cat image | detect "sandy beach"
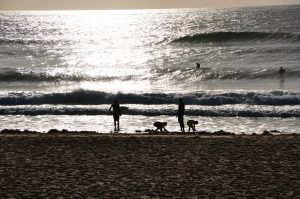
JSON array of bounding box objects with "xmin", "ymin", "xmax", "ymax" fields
[{"xmin": 0, "ymin": 132, "xmax": 299, "ymax": 198}]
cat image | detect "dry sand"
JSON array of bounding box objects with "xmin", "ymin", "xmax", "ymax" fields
[{"xmin": 0, "ymin": 133, "xmax": 299, "ymax": 198}]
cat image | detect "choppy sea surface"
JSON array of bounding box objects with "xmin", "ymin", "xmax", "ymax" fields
[{"xmin": 0, "ymin": 5, "xmax": 300, "ymax": 134}]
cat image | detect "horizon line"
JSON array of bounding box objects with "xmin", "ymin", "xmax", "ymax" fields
[{"xmin": 0, "ymin": 3, "xmax": 299, "ymax": 11}]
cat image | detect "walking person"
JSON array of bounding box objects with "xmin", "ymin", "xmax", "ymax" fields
[
  {"xmin": 176, "ymin": 98, "xmax": 185, "ymax": 132},
  {"xmin": 109, "ymin": 100, "xmax": 121, "ymax": 130}
]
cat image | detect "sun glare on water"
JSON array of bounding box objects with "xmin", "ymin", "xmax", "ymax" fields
[{"xmin": 36, "ymin": 10, "xmax": 160, "ymax": 92}]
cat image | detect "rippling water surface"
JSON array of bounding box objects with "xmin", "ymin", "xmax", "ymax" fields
[{"xmin": 0, "ymin": 5, "xmax": 299, "ymax": 133}]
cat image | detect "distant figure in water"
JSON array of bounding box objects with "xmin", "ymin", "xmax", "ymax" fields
[
  {"xmin": 176, "ymin": 98, "xmax": 185, "ymax": 132},
  {"xmin": 279, "ymin": 67, "xmax": 285, "ymax": 75},
  {"xmin": 109, "ymin": 100, "xmax": 121, "ymax": 130},
  {"xmin": 196, "ymin": 63, "xmax": 200, "ymax": 69}
]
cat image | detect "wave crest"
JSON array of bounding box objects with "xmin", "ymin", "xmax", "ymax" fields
[
  {"xmin": 0, "ymin": 104, "xmax": 299, "ymax": 117},
  {"xmin": 0, "ymin": 38, "xmax": 70, "ymax": 45},
  {"xmin": 1, "ymin": 66, "xmax": 299, "ymax": 83},
  {"xmin": 0, "ymin": 90, "xmax": 299, "ymax": 106},
  {"xmin": 153, "ymin": 67, "xmax": 300, "ymax": 81},
  {"xmin": 172, "ymin": 32, "xmax": 300, "ymax": 43},
  {"xmin": 0, "ymin": 70, "xmax": 122, "ymax": 82}
]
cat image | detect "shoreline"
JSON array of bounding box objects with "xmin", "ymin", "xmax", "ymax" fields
[{"xmin": 0, "ymin": 128, "xmax": 298, "ymax": 136}]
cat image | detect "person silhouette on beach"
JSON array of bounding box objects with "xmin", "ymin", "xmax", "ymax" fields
[
  {"xmin": 279, "ymin": 67, "xmax": 285, "ymax": 75},
  {"xmin": 109, "ymin": 100, "xmax": 121, "ymax": 130},
  {"xmin": 176, "ymin": 98, "xmax": 185, "ymax": 132}
]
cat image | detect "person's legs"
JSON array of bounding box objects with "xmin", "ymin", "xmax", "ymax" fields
[
  {"xmin": 113, "ymin": 119, "xmax": 117, "ymax": 130},
  {"xmin": 178, "ymin": 116, "xmax": 184, "ymax": 132},
  {"xmin": 116, "ymin": 115, "xmax": 120, "ymax": 130},
  {"xmin": 113, "ymin": 115, "xmax": 120, "ymax": 130}
]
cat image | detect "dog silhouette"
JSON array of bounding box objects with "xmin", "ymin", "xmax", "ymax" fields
[
  {"xmin": 153, "ymin": 122, "xmax": 168, "ymax": 132},
  {"xmin": 187, "ymin": 120, "xmax": 198, "ymax": 132}
]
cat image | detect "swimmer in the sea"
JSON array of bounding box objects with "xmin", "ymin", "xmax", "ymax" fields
[{"xmin": 279, "ymin": 67, "xmax": 285, "ymax": 75}]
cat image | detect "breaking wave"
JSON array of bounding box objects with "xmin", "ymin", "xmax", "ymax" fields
[
  {"xmin": 0, "ymin": 70, "xmax": 124, "ymax": 82},
  {"xmin": 153, "ymin": 67, "xmax": 300, "ymax": 81},
  {"xmin": 0, "ymin": 90, "xmax": 299, "ymax": 106},
  {"xmin": 0, "ymin": 104, "xmax": 299, "ymax": 117},
  {"xmin": 172, "ymin": 32, "xmax": 300, "ymax": 43},
  {"xmin": 0, "ymin": 38, "xmax": 70, "ymax": 46},
  {"xmin": 1, "ymin": 66, "xmax": 299, "ymax": 83}
]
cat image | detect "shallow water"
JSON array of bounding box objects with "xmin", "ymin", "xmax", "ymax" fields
[{"xmin": 0, "ymin": 115, "xmax": 299, "ymax": 134}]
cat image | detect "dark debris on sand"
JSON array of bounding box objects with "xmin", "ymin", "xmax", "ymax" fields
[
  {"xmin": 0, "ymin": 129, "xmax": 99, "ymax": 135},
  {"xmin": 146, "ymin": 129, "xmax": 235, "ymax": 136},
  {"xmin": 1, "ymin": 129, "xmax": 297, "ymax": 136}
]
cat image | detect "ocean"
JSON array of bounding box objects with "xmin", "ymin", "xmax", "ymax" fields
[{"xmin": 0, "ymin": 5, "xmax": 299, "ymax": 134}]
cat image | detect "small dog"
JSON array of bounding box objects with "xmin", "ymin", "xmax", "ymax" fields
[
  {"xmin": 154, "ymin": 122, "xmax": 168, "ymax": 132},
  {"xmin": 187, "ymin": 120, "xmax": 198, "ymax": 132}
]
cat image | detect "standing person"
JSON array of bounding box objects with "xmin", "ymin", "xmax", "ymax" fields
[
  {"xmin": 177, "ymin": 98, "xmax": 185, "ymax": 132},
  {"xmin": 109, "ymin": 100, "xmax": 121, "ymax": 130}
]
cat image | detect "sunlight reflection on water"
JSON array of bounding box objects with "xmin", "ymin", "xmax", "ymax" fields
[{"xmin": 0, "ymin": 115, "xmax": 299, "ymax": 134}]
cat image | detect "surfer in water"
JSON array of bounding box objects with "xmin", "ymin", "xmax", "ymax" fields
[
  {"xmin": 196, "ymin": 63, "xmax": 200, "ymax": 69},
  {"xmin": 279, "ymin": 67, "xmax": 285, "ymax": 75},
  {"xmin": 109, "ymin": 100, "xmax": 121, "ymax": 130}
]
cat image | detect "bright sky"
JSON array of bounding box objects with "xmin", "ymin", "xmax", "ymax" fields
[{"xmin": 0, "ymin": 0, "xmax": 299, "ymax": 10}]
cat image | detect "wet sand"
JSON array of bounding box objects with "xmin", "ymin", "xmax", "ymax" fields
[{"xmin": 0, "ymin": 133, "xmax": 299, "ymax": 198}]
